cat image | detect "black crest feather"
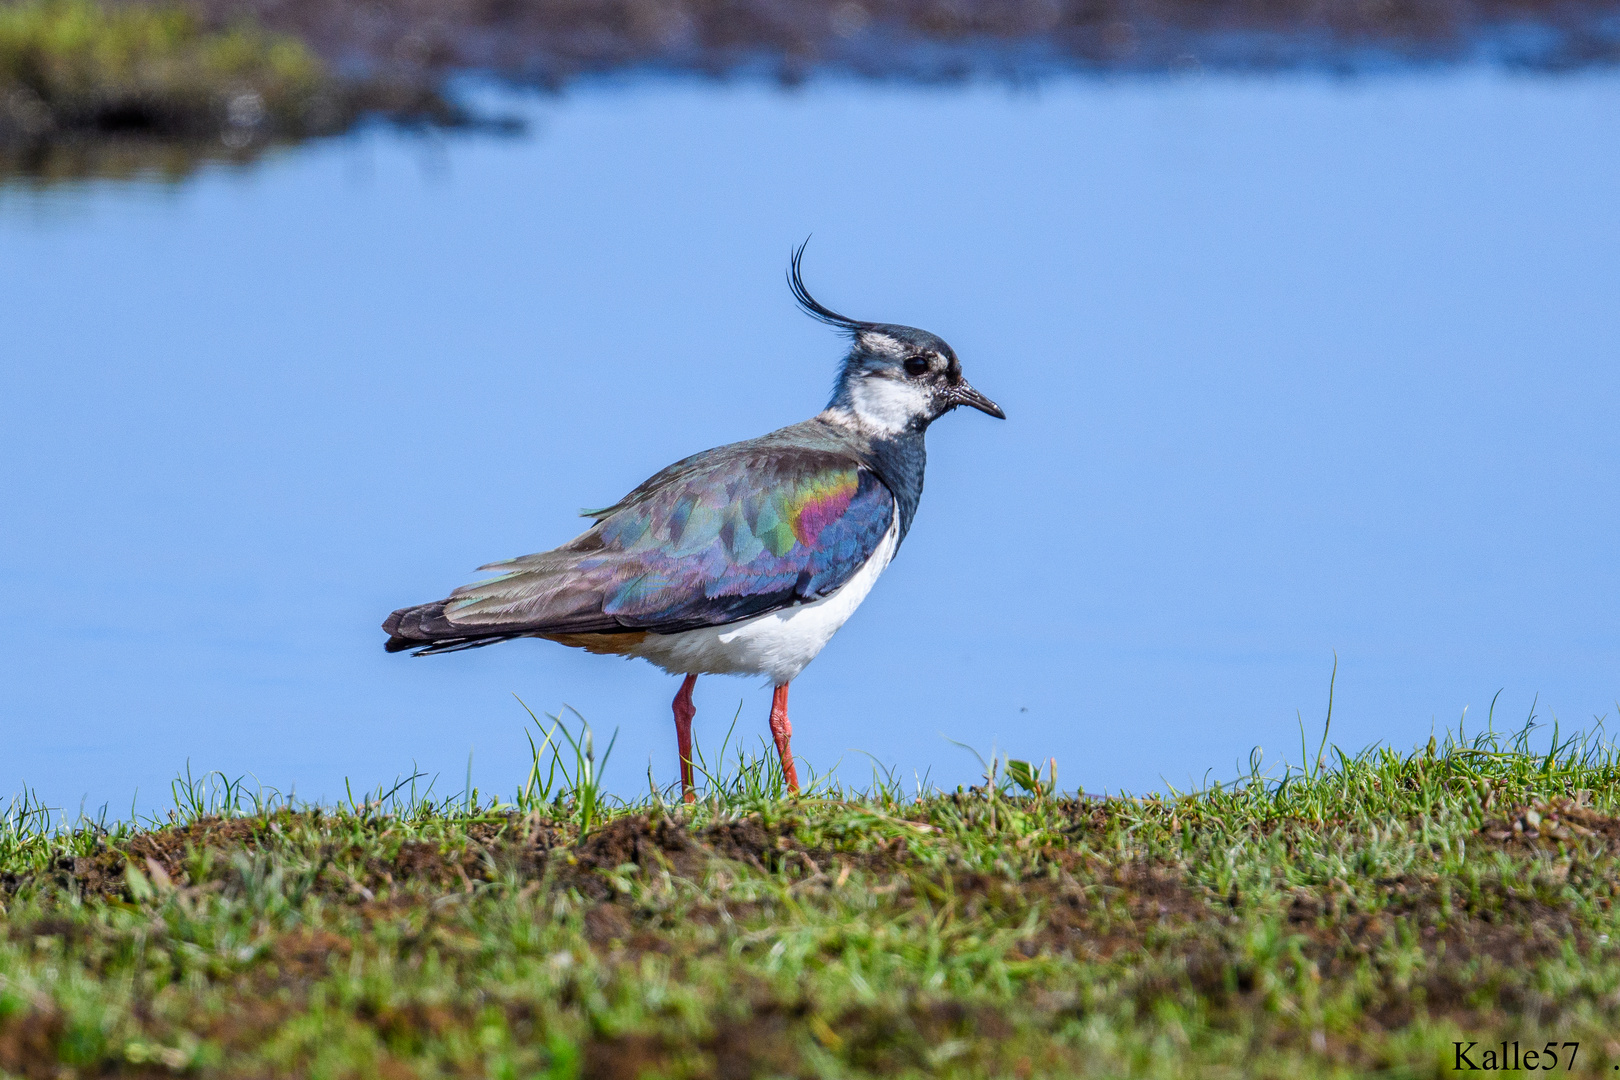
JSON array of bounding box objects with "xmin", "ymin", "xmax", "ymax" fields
[{"xmin": 788, "ymin": 239, "xmax": 868, "ymax": 333}]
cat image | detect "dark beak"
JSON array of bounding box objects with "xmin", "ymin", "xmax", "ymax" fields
[{"xmin": 948, "ymin": 380, "xmax": 1006, "ymax": 419}]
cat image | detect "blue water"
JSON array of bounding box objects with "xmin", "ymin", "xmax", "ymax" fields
[{"xmin": 4, "ymin": 71, "xmax": 1619, "ymax": 813}]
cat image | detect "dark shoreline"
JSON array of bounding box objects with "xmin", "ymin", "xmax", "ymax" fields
[
  {"xmin": 4, "ymin": 0, "xmax": 1619, "ymax": 184},
  {"xmin": 159, "ymin": 0, "xmax": 1620, "ymax": 84}
]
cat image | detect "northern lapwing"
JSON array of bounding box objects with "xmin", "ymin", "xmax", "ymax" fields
[{"xmin": 383, "ymin": 244, "xmax": 1004, "ymax": 800}]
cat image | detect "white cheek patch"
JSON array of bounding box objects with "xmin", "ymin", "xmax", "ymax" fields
[
  {"xmin": 858, "ymin": 332, "xmax": 907, "ymax": 359},
  {"xmin": 848, "ymin": 375, "xmax": 931, "ymax": 434}
]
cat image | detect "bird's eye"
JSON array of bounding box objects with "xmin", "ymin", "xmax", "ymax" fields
[{"xmin": 903, "ymin": 355, "xmax": 930, "ymax": 376}]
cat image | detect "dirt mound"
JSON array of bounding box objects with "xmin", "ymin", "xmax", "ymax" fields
[
  {"xmin": 1481, "ymin": 795, "xmax": 1620, "ymax": 848},
  {"xmin": 12, "ymin": 815, "xmax": 278, "ymax": 899},
  {"xmin": 699, "ymin": 816, "xmax": 784, "ymax": 869},
  {"xmin": 575, "ymin": 814, "xmax": 696, "ymax": 872}
]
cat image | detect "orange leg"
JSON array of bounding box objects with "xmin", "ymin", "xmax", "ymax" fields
[
  {"xmin": 768, "ymin": 683, "xmax": 801, "ymax": 794},
  {"xmin": 672, "ymin": 674, "xmax": 697, "ymax": 804}
]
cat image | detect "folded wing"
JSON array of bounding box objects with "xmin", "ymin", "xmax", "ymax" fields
[{"xmin": 383, "ymin": 448, "xmax": 895, "ymax": 653}]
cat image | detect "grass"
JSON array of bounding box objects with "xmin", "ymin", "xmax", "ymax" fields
[{"xmin": 4, "ymin": 707, "xmax": 1620, "ymax": 1077}]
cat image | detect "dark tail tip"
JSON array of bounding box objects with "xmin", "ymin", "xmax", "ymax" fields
[{"xmin": 382, "ymin": 602, "xmax": 441, "ymax": 653}]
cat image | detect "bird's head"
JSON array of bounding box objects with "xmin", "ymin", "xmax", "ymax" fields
[{"xmin": 790, "ymin": 243, "xmax": 1005, "ymax": 436}]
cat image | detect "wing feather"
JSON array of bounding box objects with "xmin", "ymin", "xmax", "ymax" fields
[{"xmin": 384, "ymin": 447, "xmax": 895, "ymax": 652}]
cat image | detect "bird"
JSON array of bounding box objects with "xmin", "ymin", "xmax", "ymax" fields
[{"xmin": 383, "ymin": 243, "xmax": 1004, "ymax": 801}]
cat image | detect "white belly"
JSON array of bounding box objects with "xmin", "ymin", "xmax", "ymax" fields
[{"xmin": 625, "ymin": 520, "xmax": 899, "ymax": 685}]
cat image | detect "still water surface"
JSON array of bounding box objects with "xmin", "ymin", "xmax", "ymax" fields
[{"xmin": 3, "ymin": 72, "xmax": 1619, "ymax": 812}]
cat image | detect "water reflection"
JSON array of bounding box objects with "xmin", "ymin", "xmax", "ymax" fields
[
  {"xmin": 0, "ymin": 136, "xmax": 278, "ymax": 187},
  {"xmin": 0, "ymin": 118, "xmax": 516, "ymax": 187}
]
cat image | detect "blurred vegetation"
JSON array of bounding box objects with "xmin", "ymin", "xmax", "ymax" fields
[
  {"xmin": 6, "ymin": 707, "xmax": 1620, "ymax": 1075},
  {"xmin": 0, "ymin": 0, "xmax": 463, "ymax": 182},
  {"xmin": 0, "ymin": 0, "xmax": 324, "ymax": 135}
]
